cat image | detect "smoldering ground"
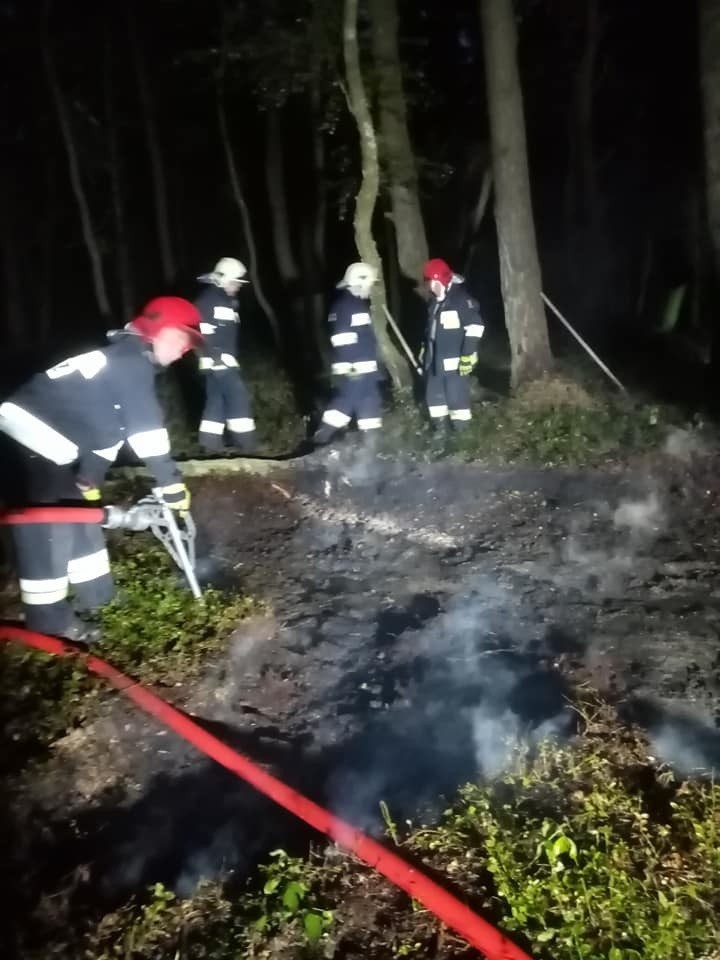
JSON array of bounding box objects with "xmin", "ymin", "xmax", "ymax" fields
[{"xmin": 5, "ymin": 432, "xmax": 720, "ymax": 947}]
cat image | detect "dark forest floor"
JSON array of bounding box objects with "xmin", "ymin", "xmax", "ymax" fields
[{"xmin": 4, "ymin": 437, "xmax": 720, "ymax": 957}]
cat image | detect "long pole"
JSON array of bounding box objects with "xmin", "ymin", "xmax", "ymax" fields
[
  {"xmin": 541, "ymin": 292, "xmax": 627, "ymax": 394},
  {"xmin": 382, "ymin": 304, "xmax": 421, "ymax": 374}
]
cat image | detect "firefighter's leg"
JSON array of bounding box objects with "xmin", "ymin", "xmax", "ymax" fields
[
  {"xmin": 198, "ymin": 373, "xmax": 226, "ymax": 451},
  {"xmin": 355, "ymin": 376, "xmax": 383, "ymax": 433},
  {"xmin": 425, "ymin": 371, "xmax": 450, "ymax": 426},
  {"xmin": 12, "ymin": 522, "xmax": 74, "ymax": 635},
  {"xmin": 68, "ymin": 523, "xmax": 114, "ymax": 613},
  {"xmin": 446, "ymin": 374, "xmax": 472, "ymax": 427},
  {"xmin": 224, "ymin": 372, "xmax": 257, "ymax": 452},
  {"xmin": 314, "ymin": 377, "xmax": 353, "ymax": 444}
]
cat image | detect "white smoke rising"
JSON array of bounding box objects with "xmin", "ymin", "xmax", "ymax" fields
[
  {"xmin": 663, "ymin": 426, "xmax": 708, "ymax": 462},
  {"xmin": 612, "ymin": 491, "xmax": 664, "ymax": 534}
]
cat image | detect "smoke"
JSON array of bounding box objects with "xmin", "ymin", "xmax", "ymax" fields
[
  {"xmin": 612, "ymin": 491, "xmax": 664, "ymax": 535},
  {"xmin": 663, "ymin": 427, "xmax": 708, "ymax": 462},
  {"xmin": 557, "ymin": 490, "xmax": 666, "ymax": 596},
  {"xmin": 646, "ymin": 705, "xmax": 720, "ymax": 777}
]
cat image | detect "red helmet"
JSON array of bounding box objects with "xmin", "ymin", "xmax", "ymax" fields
[
  {"xmin": 422, "ymin": 258, "xmax": 453, "ymax": 287},
  {"xmin": 129, "ymin": 296, "xmax": 202, "ymax": 347}
]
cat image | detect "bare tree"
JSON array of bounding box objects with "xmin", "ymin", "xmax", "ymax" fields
[
  {"xmin": 1, "ymin": 172, "xmax": 23, "ymax": 347},
  {"xmin": 700, "ymin": 0, "xmax": 720, "ymax": 385},
  {"xmin": 217, "ymin": 10, "xmax": 280, "ymax": 346},
  {"xmin": 701, "ymin": 0, "xmax": 720, "ymax": 284},
  {"xmin": 480, "ymin": 0, "xmax": 553, "ymax": 388},
  {"xmin": 104, "ymin": 20, "xmax": 134, "ymax": 319},
  {"xmin": 265, "ymin": 107, "xmax": 301, "ymax": 285},
  {"xmin": 342, "ymin": 0, "xmax": 410, "ymax": 388},
  {"xmin": 127, "ymin": 1, "xmax": 176, "ymax": 285},
  {"xmin": 41, "ymin": 0, "xmax": 110, "ymax": 319},
  {"xmin": 368, "ymin": 0, "xmax": 429, "ymax": 285}
]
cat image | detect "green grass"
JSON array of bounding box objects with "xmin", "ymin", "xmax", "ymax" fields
[
  {"xmin": 380, "ymin": 378, "xmax": 678, "ymax": 467},
  {"xmin": 26, "ymin": 698, "xmax": 720, "ymax": 960},
  {"xmin": 0, "ymin": 539, "xmax": 260, "ymax": 772},
  {"xmin": 98, "ymin": 538, "xmax": 260, "ymax": 684}
]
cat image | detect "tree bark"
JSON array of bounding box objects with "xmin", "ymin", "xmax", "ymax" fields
[
  {"xmin": 265, "ymin": 107, "xmax": 301, "ymax": 284},
  {"xmin": 1, "ymin": 173, "xmax": 24, "ymax": 349},
  {"xmin": 41, "ymin": 0, "xmax": 110, "ymax": 320},
  {"xmin": 480, "ymin": 0, "xmax": 553, "ymax": 388},
  {"xmin": 700, "ymin": 0, "xmax": 720, "ymax": 391},
  {"xmin": 701, "ymin": 0, "xmax": 720, "ymax": 280},
  {"xmin": 104, "ymin": 23, "xmax": 134, "ymax": 320},
  {"xmin": 342, "ymin": 0, "xmax": 410, "ymax": 388},
  {"xmin": 368, "ymin": 0, "xmax": 429, "ymax": 285},
  {"xmin": 217, "ymin": 13, "xmax": 280, "ymax": 347},
  {"xmin": 127, "ymin": 1, "xmax": 176, "ymax": 285}
]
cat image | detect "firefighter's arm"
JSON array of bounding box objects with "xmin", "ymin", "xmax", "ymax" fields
[
  {"xmin": 458, "ymin": 296, "xmax": 485, "ymax": 375},
  {"xmin": 111, "ymin": 358, "xmax": 188, "ymax": 509},
  {"xmin": 195, "ymin": 294, "xmax": 227, "ymax": 369},
  {"xmin": 329, "ymin": 303, "xmax": 359, "ymax": 376}
]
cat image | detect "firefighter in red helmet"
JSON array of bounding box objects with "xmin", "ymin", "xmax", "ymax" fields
[
  {"xmin": 420, "ymin": 259, "xmax": 484, "ymax": 429},
  {"xmin": 0, "ymin": 297, "xmax": 201, "ymax": 643}
]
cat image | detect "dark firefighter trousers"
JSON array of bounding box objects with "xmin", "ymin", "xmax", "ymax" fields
[
  {"xmin": 425, "ymin": 371, "xmax": 472, "ymax": 424},
  {"xmin": 1, "ymin": 443, "xmax": 114, "ymax": 635},
  {"xmin": 319, "ymin": 374, "xmax": 383, "ymax": 435},
  {"xmin": 199, "ymin": 369, "xmax": 256, "ymax": 451}
]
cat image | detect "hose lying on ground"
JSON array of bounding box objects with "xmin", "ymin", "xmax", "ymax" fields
[{"xmin": 0, "ymin": 506, "xmax": 534, "ymax": 960}]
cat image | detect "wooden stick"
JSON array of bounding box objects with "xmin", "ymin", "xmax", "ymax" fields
[{"xmin": 541, "ymin": 292, "xmax": 627, "ymax": 394}]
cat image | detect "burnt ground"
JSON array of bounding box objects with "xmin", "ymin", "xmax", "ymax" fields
[{"xmin": 4, "ymin": 439, "xmax": 720, "ymax": 954}]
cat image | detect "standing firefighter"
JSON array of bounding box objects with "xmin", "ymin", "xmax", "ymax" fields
[
  {"xmin": 195, "ymin": 256, "xmax": 256, "ymax": 453},
  {"xmin": 314, "ymin": 262, "xmax": 383, "ymax": 445},
  {"xmin": 421, "ymin": 258, "xmax": 484, "ymax": 429},
  {"xmin": 0, "ymin": 297, "xmax": 200, "ymax": 642}
]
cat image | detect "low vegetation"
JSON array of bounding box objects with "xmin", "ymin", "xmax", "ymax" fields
[
  {"xmin": 0, "ymin": 537, "xmax": 259, "ymax": 774},
  {"xmin": 18, "ymin": 698, "xmax": 720, "ymax": 960},
  {"xmin": 381, "ymin": 372, "xmax": 683, "ymax": 467}
]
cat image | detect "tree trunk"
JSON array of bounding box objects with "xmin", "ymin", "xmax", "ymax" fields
[
  {"xmin": 127, "ymin": 1, "xmax": 176, "ymax": 285},
  {"xmin": 41, "ymin": 0, "xmax": 110, "ymax": 320},
  {"xmin": 309, "ymin": 10, "xmax": 331, "ymax": 364},
  {"xmin": 217, "ymin": 13, "xmax": 280, "ymax": 347},
  {"xmin": 701, "ymin": 0, "xmax": 720, "ymax": 279},
  {"xmin": 368, "ymin": 0, "xmax": 429, "ymax": 286},
  {"xmin": 1, "ymin": 173, "xmax": 24, "ymax": 349},
  {"xmin": 342, "ymin": 0, "xmax": 410, "ymax": 388},
  {"xmin": 265, "ymin": 107, "xmax": 300, "ymax": 283},
  {"xmin": 480, "ymin": 0, "xmax": 552, "ymax": 388},
  {"xmin": 39, "ymin": 155, "xmax": 57, "ymax": 340},
  {"xmin": 104, "ymin": 23, "xmax": 134, "ymax": 320}
]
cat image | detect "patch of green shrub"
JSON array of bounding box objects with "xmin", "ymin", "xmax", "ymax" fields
[{"xmin": 99, "ymin": 539, "xmax": 260, "ymax": 684}]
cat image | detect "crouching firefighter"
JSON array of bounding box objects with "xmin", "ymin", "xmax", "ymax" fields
[
  {"xmin": 313, "ymin": 262, "xmax": 383, "ymax": 445},
  {"xmin": 0, "ymin": 297, "xmax": 201, "ymax": 643},
  {"xmin": 421, "ymin": 258, "xmax": 484, "ymax": 429},
  {"xmin": 195, "ymin": 257, "xmax": 257, "ymax": 453}
]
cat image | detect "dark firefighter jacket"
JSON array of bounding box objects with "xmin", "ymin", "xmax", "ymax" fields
[
  {"xmin": 328, "ymin": 290, "xmax": 379, "ymax": 377},
  {"xmin": 0, "ymin": 330, "xmax": 180, "ymax": 489},
  {"xmin": 423, "ymin": 280, "xmax": 485, "ymax": 376},
  {"xmin": 194, "ymin": 285, "xmax": 241, "ymax": 372}
]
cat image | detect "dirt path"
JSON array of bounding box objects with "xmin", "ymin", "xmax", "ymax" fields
[{"xmin": 5, "ymin": 441, "xmax": 720, "ymax": 953}]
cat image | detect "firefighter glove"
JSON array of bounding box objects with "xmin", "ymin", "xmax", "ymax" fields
[
  {"xmin": 458, "ymin": 352, "xmax": 478, "ymax": 376},
  {"xmin": 78, "ymin": 483, "xmax": 102, "ymax": 502},
  {"xmin": 159, "ymin": 482, "xmax": 191, "ymax": 514}
]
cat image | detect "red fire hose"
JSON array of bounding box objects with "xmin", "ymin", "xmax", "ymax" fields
[{"xmin": 0, "ymin": 507, "xmax": 533, "ymax": 960}]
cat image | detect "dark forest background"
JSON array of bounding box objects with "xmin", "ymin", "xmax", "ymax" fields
[{"xmin": 0, "ymin": 0, "xmax": 710, "ymax": 407}]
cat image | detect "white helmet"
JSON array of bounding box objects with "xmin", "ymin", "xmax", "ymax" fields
[
  {"xmin": 199, "ymin": 256, "xmax": 249, "ymax": 287},
  {"xmin": 337, "ymin": 261, "xmax": 378, "ymax": 299}
]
